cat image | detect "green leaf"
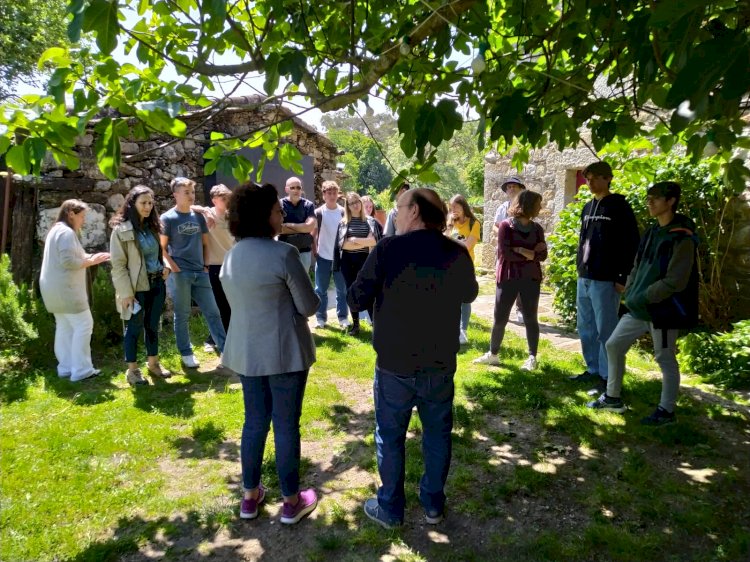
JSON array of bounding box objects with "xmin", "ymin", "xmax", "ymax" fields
[
  {"xmin": 94, "ymin": 118, "xmax": 126, "ymax": 179},
  {"xmin": 67, "ymin": 0, "xmax": 85, "ymax": 42},
  {"xmin": 38, "ymin": 48, "xmax": 71, "ymax": 70},
  {"xmin": 724, "ymin": 158, "xmax": 750, "ymax": 191},
  {"xmin": 658, "ymin": 135, "xmax": 675, "ymax": 153},
  {"xmin": 6, "ymin": 145, "xmax": 30, "ymax": 175},
  {"xmin": 82, "ymin": 0, "xmax": 119, "ymax": 55},
  {"xmin": 264, "ymin": 53, "xmax": 280, "ymax": 95},
  {"xmin": 0, "ymin": 137, "xmax": 10, "ymax": 156},
  {"xmin": 278, "ymin": 49, "xmax": 307, "ymax": 85}
]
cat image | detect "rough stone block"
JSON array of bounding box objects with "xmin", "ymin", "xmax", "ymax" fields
[{"xmin": 121, "ymin": 142, "xmax": 140, "ymax": 154}]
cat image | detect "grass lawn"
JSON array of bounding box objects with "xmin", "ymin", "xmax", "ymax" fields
[{"xmin": 1, "ymin": 314, "xmax": 749, "ymax": 562}]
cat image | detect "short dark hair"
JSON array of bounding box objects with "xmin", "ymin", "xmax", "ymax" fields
[
  {"xmin": 648, "ymin": 181, "xmax": 681, "ymax": 212},
  {"xmin": 410, "ymin": 188, "xmax": 447, "ymax": 231},
  {"xmin": 170, "ymin": 177, "xmax": 195, "ymax": 193},
  {"xmin": 227, "ymin": 182, "xmax": 279, "ymax": 239},
  {"xmin": 583, "ymin": 161, "xmax": 613, "ymax": 179},
  {"xmin": 508, "ymin": 190, "xmax": 542, "ymax": 219}
]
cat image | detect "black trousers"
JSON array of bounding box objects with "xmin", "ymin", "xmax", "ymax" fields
[
  {"xmin": 340, "ymin": 251, "xmax": 371, "ymax": 325},
  {"xmin": 205, "ymin": 264, "xmax": 231, "ymax": 346},
  {"xmin": 490, "ymin": 279, "xmax": 540, "ymax": 356}
]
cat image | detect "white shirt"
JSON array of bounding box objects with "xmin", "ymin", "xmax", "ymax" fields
[
  {"xmin": 494, "ymin": 200, "xmax": 510, "ymax": 224},
  {"xmin": 317, "ymin": 205, "xmax": 344, "ymax": 260}
]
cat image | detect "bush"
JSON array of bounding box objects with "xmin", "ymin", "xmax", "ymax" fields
[
  {"xmin": 547, "ymin": 154, "xmax": 744, "ymax": 331},
  {"xmin": 0, "ymin": 254, "xmax": 37, "ymax": 352},
  {"xmin": 90, "ymin": 265, "xmax": 123, "ymax": 348},
  {"xmin": 679, "ymin": 320, "xmax": 750, "ymax": 387}
]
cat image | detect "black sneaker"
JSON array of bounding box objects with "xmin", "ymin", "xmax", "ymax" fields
[
  {"xmin": 587, "ymin": 393, "xmax": 626, "ymax": 413},
  {"xmin": 569, "ymin": 370, "xmax": 600, "ymax": 383},
  {"xmin": 641, "ymin": 406, "xmax": 676, "ymax": 426}
]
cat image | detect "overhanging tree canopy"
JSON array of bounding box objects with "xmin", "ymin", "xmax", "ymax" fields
[{"xmin": 0, "ymin": 0, "xmax": 748, "ymax": 187}]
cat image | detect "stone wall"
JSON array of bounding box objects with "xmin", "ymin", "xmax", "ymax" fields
[
  {"xmin": 481, "ymin": 139, "xmax": 594, "ymax": 269},
  {"xmin": 7, "ymin": 98, "xmax": 340, "ymax": 282},
  {"xmin": 722, "ymin": 188, "xmax": 750, "ymax": 321}
]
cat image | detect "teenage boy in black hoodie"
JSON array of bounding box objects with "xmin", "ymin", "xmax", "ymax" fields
[
  {"xmin": 570, "ymin": 161, "xmax": 640, "ymax": 390},
  {"xmin": 588, "ymin": 181, "xmax": 698, "ymax": 425}
]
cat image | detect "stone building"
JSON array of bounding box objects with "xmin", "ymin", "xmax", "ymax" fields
[
  {"xmin": 481, "ymin": 138, "xmax": 750, "ymax": 322},
  {"xmin": 2, "ymin": 96, "xmax": 341, "ymax": 284}
]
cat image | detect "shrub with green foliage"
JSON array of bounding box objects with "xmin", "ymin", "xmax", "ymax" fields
[
  {"xmin": 679, "ymin": 320, "xmax": 750, "ymax": 387},
  {"xmin": 547, "ymin": 155, "xmax": 745, "ymax": 331},
  {"xmin": 0, "ymin": 255, "xmax": 37, "ymax": 352}
]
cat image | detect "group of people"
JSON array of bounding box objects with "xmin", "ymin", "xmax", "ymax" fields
[{"xmin": 38, "ymin": 159, "xmax": 697, "ymax": 528}]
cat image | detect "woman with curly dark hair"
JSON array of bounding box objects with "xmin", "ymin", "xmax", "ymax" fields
[
  {"xmin": 110, "ymin": 185, "xmax": 171, "ymax": 386},
  {"xmin": 220, "ymin": 182, "xmax": 320, "ymax": 524}
]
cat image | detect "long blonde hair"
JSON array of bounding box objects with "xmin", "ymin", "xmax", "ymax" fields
[{"xmin": 343, "ymin": 192, "xmax": 366, "ymax": 224}]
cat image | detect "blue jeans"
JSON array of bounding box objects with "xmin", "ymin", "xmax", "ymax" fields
[
  {"xmin": 240, "ymin": 371, "xmax": 309, "ymax": 496},
  {"xmin": 460, "ymin": 302, "xmax": 471, "ymax": 332},
  {"xmin": 576, "ymin": 278, "xmax": 620, "ymax": 379},
  {"xmin": 298, "ymin": 250, "xmax": 312, "ymax": 274},
  {"xmin": 314, "ymin": 256, "xmax": 348, "ymax": 323},
  {"xmin": 123, "ymin": 277, "xmax": 166, "ymax": 362},
  {"xmin": 167, "ymin": 271, "xmax": 226, "ymax": 355},
  {"xmin": 374, "ymin": 367, "xmax": 454, "ymax": 520}
]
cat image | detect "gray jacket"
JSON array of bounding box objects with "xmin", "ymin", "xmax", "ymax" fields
[{"xmin": 219, "ymin": 238, "xmax": 320, "ymax": 377}]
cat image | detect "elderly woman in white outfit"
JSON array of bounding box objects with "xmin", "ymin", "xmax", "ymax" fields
[{"xmin": 39, "ymin": 199, "xmax": 110, "ymax": 381}]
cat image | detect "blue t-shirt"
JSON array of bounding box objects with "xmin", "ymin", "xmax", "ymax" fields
[
  {"xmin": 160, "ymin": 208, "xmax": 208, "ymax": 272},
  {"xmin": 137, "ymin": 229, "xmax": 161, "ymax": 274},
  {"xmin": 279, "ymin": 197, "xmax": 315, "ymax": 251}
]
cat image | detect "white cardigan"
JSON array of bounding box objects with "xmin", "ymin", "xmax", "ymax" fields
[{"xmin": 39, "ymin": 222, "xmax": 90, "ymax": 314}]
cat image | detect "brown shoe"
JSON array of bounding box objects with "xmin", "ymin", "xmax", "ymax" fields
[
  {"xmin": 147, "ymin": 363, "xmax": 172, "ymax": 378},
  {"xmin": 126, "ymin": 368, "xmax": 149, "ymax": 386}
]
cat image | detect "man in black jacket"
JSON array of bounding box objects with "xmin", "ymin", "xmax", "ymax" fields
[
  {"xmin": 571, "ymin": 161, "xmax": 640, "ymax": 390},
  {"xmin": 348, "ymin": 188, "xmax": 478, "ymax": 528},
  {"xmin": 588, "ymin": 181, "xmax": 698, "ymax": 425}
]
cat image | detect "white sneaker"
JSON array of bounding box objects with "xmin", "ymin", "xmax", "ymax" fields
[
  {"xmin": 315, "ymin": 319, "xmax": 326, "ymax": 329},
  {"xmin": 521, "ymin": 355, "xmax": 538, "ymax": 371},
  {"xmin": 339, "ymin": 319, "xmax": 350, "ymax": 329},
  {"xmin": 181, "ymin": 354, "xmax": 200, "ymax": 368},
  {"xmin": 473, "ymin": 352, "xmax": 500, "ymax": 366},
  {"xmin": 516, "ymin": 310, "xmax": 525, "ymax": 324},
  {"xmin": 203, "ymin": 342, "xmax": 217, "ymax": 354},
  {"xmin": 71, "ymin": 369, "xmax": 101, "ymax": 382},
  {"xmin": 459, "ymin": 330, "xmax": 468, "ymax": 345}
]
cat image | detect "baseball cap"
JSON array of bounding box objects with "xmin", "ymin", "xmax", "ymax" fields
[
  {"xmin": 583, "ymin": 161, "xmax": 613, "ymax": 178},
  {"xmin": 501, "ymin": 176, "xmax": 526, "ymax": 193}
]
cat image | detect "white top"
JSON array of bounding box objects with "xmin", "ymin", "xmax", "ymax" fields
[
  {"xmin": 39, "ymin": 222, "xmax": 89, "ymax": 314},
  {"xmin": 204, "ymin": 207, "xmax": 235, "ymax": 265},
  {"xmin": 317, "ymin": 205, "xmax": 344, "ymax": 260},
  {"xmin": 494, "ymin": 200, "xmax": 510, "ymax": 224}
]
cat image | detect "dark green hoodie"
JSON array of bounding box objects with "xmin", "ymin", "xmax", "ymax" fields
[{"xmin": 624, "ymin": 213, "xmax": 699, "ymax": 329}]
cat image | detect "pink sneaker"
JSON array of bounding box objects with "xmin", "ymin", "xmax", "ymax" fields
[
  {"xmin": 239, "ymin": 485, "xmax": 265, "ymax": 520},
  {"xmin": 280, "ymin": 488, "xmax": 318, "ymax": 524}
]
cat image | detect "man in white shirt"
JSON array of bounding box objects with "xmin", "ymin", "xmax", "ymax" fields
[
  {"xmin": 492, "ymin": 176, "xmax": 527, "ymax": 324},
  {"xmin": 313, "ymin": 181, "xmax": 349, "ymax": 329}
]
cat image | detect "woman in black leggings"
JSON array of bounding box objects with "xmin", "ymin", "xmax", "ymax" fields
[{"xmin": 474, "ymin": 190, "xmax": 547, "ymax": 370}]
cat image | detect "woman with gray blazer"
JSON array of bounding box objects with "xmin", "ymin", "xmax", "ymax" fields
[{"xmin": 220, "ymin": 182, "xmax": 321, "ymax": 525}]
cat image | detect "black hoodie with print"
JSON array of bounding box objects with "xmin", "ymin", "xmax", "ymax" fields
[{"xmin": 576, "ymin": 193, "xmax": 640, "ymax": 285}]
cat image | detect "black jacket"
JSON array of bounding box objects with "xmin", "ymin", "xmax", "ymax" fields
[
  {"xmin": 577, "ymin": 193, "xmax": 640, "ymax": 285},
  {"xmin": 347, "ymin": 229, "xmax": 479, "ymax": 376}
]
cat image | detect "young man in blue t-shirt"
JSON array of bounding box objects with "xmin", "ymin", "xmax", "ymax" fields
[{"xmin": 160, "ymin": 177, "xmax": 226, "ymax": 368}]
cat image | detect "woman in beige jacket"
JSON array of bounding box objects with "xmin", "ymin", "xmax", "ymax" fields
[
  {"xmin": 39, "ymin": 200, "xmax": 110, "ymax": 381},
  {"xmin": 110, "ymin": 186, "xmax": 171, "ymax": 386}
]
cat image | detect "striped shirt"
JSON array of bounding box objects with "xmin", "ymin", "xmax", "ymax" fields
[{"xmin": 344, "ymin": 218, "xmax": 371, "ymax": 253}]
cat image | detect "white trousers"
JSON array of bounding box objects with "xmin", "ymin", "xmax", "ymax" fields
[{"xmin": 53, "ymin": 310, "xmax": 95, "ymax": 380}]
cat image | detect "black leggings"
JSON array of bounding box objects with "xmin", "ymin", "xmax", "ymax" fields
[
  {"xmin": 490, "ymin": 279, "xmax": 540, "ymax": 356},
  {"xmin": 340, "ymin": 251, "xmax": 370, "ymax": 325}
]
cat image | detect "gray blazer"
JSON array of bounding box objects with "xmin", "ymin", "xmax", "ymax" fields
[{"xmin": 220, "ymin": 238, "xmax": 320, "ymax": 377}]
